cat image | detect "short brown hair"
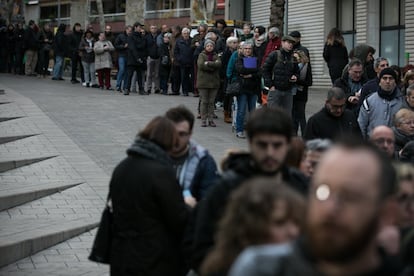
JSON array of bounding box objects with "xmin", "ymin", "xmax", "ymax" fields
[{"xmin": 138, "ymin": 116, "xmax": 177, "ymax": 151}]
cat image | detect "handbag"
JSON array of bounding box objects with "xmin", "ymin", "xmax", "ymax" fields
[
  {"xmin": 225, "ymin": 79, "xmax": 242, "ymax": 96},
  {"xmin": 89, "ymin": 199, "xmax": 113, "ymax": 264}
]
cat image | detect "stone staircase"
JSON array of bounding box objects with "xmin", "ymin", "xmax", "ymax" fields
[{"xmin": 0, "ymin": 88, "xmax": 110, "ymax": 272}]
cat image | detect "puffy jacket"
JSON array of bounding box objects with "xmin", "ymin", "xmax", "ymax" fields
[{"xmin": 262, "ymin": 48, "xmax": 298, "ymax": 91}]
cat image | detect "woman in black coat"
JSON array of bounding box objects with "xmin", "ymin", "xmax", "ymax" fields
[
  {"xmin": 323, "ymin": 28, "xmax": 348, "ymax": 84},
  {"xmin": 109, "ymin": 116, "xmax": 189, "ymax": 276}
]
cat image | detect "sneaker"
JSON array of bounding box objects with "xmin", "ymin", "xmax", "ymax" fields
[
  {"xmin": 139, "ymin": 90, "xmax": 149, "ymax": 95},
  {"xmin": 208, "ymin": 120, "xmax": 216, "ymax": 127},
  {"xmin": 107, "ymin": 87, "xmax": 114, "ymax": 91},
  {"xmin": 82, "ymin": 82, "xmax": 87, "ymax": 87},
  {"xmin": 123, "ymin": 89, "xmax": 130, "ymax": 95},
  {"xmin": 236, "ymin": 132, "xmax": 246, "ymax": 139},
  {"xmin": 201, "ymin": 120, "xmax": 207, "ymax": 127},
  {"xmin": 91, "ymin": 84, "xmax": 100, "ymax": 88}
]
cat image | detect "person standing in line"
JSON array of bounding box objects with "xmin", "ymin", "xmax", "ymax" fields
[
  {"xmin": 323, "ymin": 27, "xmax": 349, "ymax": 84},
  {"xmin": 173, "ymin": 27, "xmax": 193, "ymax": 96},
  {"xmin": 6, "ymin": 24, "xmax": 16, "ymax": 73},
  {"xmin": 37, "ymin": 23, "xmax": 54, "ymax": 77},
  {"xmin": 185, "ymin": 107, "xmax": 308, "ymax": 273},
  {"xmin": 24, "ymin": 20, "xmax": 40, "ymax": 76},
  {"xmin": 124, "ymin": 22, "xmax": 148, "ymax": 95},
  {"xmin": 292, "ymin": 49, "xmax": 312, "ymax": 136},
  {"xmin": 14, "ymin": 23, "xmax": 25, "ymax": 75},
  {"xmin": 52, "ymin": 23, "xmax": 67, "ymax": 81},
  {"xmin": 262, "ymin": 35, "xmax": 299, "ymax": 115},
  {"xmin": 69, "ymin": 23, "xmax": 84, "ymax": 84},
  {"xmin": 234, "ymin": 42, "xmax": 261, "ymax": 138},
  {"xmin": 79, "ymin": 30, "xmax": 97, "ymax": 88},
  {"xmin": 358, "ymin": 68, "xmax": 404, "ymax": 139},
  {"xmin": 165, "ymin": 105, "xmax": 219, "ymax": 206},
  {"xmin": 114, "ymin": 25, "xmax": 132, "ymax": 93},
  {"xmin": 108, "ymin": 116, "xmax": 189, "ymax": 276},
  {"xmin": 94, "ymin": 32, "xmax": 115, "ymax": 90},
  {"xmin": 170, "ymin": 25, "xmax": 182, "ymax": 95},
  {"xmin": 159, "ymin": 32, "xmax": 172, "ymax": 95},
  {"xmin": 197, "ymin": 39, "xmax": 222, "ymax": 127},
  {"xmin": 145, "ymin": 24, "xmax": 161, "ymax": 94}
]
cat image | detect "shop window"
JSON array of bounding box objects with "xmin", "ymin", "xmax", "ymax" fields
[
  {"xmin": 337, "ymin": 0, "xmax": 355, "ymax": 50},
  {"xmin": 90, "ymin": 0, "xmax": 126, "ymax": 15},
  {"xmin": 380, "ymin": 0, "xmax": 405, "ymax": 66},
  {"xmin": 40, "ymin": 4, "xmax": 70, "ymax": 20},
  {"xmin": 145, "ymin": 0, "xmax": 190, "ymax": 11}
]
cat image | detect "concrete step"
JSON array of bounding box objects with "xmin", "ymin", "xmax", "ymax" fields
[
  {"xmin": 0, "ymin": 181, "xmax": 83, "ymax": 211},
  {"xmin": 0, "ymin": 155, "xmax": 57, "ymax": 173},
  {"xmin": 0, "ymin": 216, "xmax": 99, "ymax": 268},
  {"xmin": 0, "ymin": 134, "xmax": 39, "ymax": 145}
]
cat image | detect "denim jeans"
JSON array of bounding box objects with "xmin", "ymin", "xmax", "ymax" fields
[
  {"xmin": 116, "ymin": 56, "xmax": 128, "ymax": 89},
  {"xmin": 267, "ymin": 89, "xmax": 293, "ymax": 117},
  {"xmin": 53, "ymin": 55, "xmax": 64, "ymax": 79},
  {"xmin": 82, "ymin": 61, "xmax": 96, "ymax": 85},
  {"xmin": 236, "ymin": 93, "xmax": 257, "ymax": 133}
]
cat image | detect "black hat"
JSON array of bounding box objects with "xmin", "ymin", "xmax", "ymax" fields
[
  {"xmin": 289, "ymin": 31, "xmax": 301, "ymax": 38},
  {"xmin": 379, "ymin": 67, "xmax": 397, "ymax": 81},
  {"xmin": 133, "ymin": 22, "xmax": 144, "ymax": 27}
]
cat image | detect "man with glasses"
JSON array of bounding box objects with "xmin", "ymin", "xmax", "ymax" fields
[
  {"xmin": 334, "ymin": 58, "xmax": 367, "ymax": 113},
  {"xmin": 230, "ymin": 138, "xmax": 401, "ymax": 275},
  {"xmin": 358, "ymin": 67, "xmax": 404, "ymax": 139},
  {"xmin": 304, "ymin": 87, "xmax": 361, "ymax": 140},
  {"xmin": 185, "ymin": 108, "xmax": 308, "ymax": 273}
]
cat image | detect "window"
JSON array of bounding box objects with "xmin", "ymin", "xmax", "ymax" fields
[
  {"xmin": 145, "ymin": 0, "xmax": 190, "ymax": 11},
  {"xmin": 40, "ymin": 4, "xmax": 70, "ymax": 20},
  {"xmin": 337, "ymin": 0, "xmax": 355, "ymax": 50},
  {"xmin": 90, "ymin": 0, "xmax": 126, "ymax": 15},
  {"xmin": 380, "ymin": 0, "xmax": 405, "ymax": 66}
]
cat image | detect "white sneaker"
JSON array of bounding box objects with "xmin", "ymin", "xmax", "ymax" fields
[
  {"xmin": 236, "ymin": 132, "xmax": 246, "ymax": 139},
  {"xmin": 82, "ymin": 82, "xmax": 87, "ymax": 87}
]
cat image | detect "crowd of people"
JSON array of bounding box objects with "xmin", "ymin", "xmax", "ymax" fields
[{"xmin": 2, "ymin": 18, "xmax": 414, "ymax": 275}]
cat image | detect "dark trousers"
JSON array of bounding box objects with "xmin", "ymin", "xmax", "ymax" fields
[
  {"xmin": 71, "ymin": 52, "xmax": 85, "ymax": 82},
  {"xmin": 38, "ymin": 49, "xmax": 50, "ymax": 75},
  {"xmin": 180, "ymin": 65, "xmax": 193, "ymax": 95},
  {"xmin": 127, "ymin": 65, "xmax": 144, "ymax": 91},
  {"xmin": 15, "ymin": 49, "xmax": 25, "ymax": 75},
  {"xmin": 97, "ymin": 68, "xmax": 111, "ymax": 88},
  {"xmin": 171, "ymin": 64, "xmax": 181, "ymax": 93},
  {"xmin": 292, "ymin": 99, "xmax": 307, "ymax": 136}
]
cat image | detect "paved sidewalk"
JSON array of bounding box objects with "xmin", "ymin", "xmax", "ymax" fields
[{"xmin": 0, "ymin": 74, "xmax": 326, "ymax": 275}]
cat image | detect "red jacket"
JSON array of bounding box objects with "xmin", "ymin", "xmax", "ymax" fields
[{"xmin": 262, "ymin": 36, "xmax": 281, "ymax": 66}]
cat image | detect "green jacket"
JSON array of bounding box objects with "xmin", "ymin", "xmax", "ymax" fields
[{"xmin": 196, "ymin": 50, "xmax": 222, "ymax": 89}]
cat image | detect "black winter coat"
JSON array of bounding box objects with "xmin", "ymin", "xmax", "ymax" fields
[
  {"xmin": 235, "ymin": 54, "xmax": 261, "ymax": 95},
  {"xmin": 158, "ymin": 42, "xmax": 171, "ymax": 78},
  {"xmin": 304, "ymin": 106, "xmax": 362, "ymax": 141},
  {"xmin": 24, "ymin": 27, "xmax": 39, "ymax": 50},
  {"xmin": 323, "ymin": 41, "xmax": 348, "ymax": 83},
  {"xmin": 114, "ymin": 32, "xmax": 129, "ymax": 57},
  {"xmin": 109, "ymin": 138, "xmax": 189, "ymax": 276},
  {"xmin": 262, "ymin": 49, "xmax": 299, "ymax": 91},
  {"xmin": 184, "ymin": 152, "xmax": 308, "ymax": 273},
  {"xmin": 127, "ymin": 31, "xmax": 147, "ymax": 67},
  {"xmin": 146, "ymin": 33, "xmax": 160, "ymax": 59}
]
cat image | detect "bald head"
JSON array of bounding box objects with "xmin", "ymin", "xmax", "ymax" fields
[{"xmin": 369, "ymin": 126, "xmax": 395, "ymax": 158}]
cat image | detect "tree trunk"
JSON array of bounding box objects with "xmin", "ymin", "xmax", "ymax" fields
[
  {"xmin": 0, "ymin": 0, "xmax": 18, "ymax": 23},
  {"xmin": 96, "ymin": 0, "xmax": 105, "ymax": 32},
  {"xmin": 84, "ymin": 0, "xmax": 90, "ymax": 29},
  {"xmin": 269, "ymin": 0, "xmax": 285, "ymax": 35},
  {"xmin": 191, "ymin": 0, "xmax": 216, "ymax": 21}
]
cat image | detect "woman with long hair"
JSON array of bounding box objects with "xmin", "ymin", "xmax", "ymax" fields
[
  {"xmin": 323, "ymin": 28, "xmax": 349, "ymax": 84},
  {"xmin": 201, "ymin": 177, "xmax": 305, "ymax": 276}
]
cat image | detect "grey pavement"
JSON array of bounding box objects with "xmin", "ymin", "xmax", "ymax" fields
[{"xmin": 0, "ymin": 74, "xmax": 327, "ymax": 275}]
